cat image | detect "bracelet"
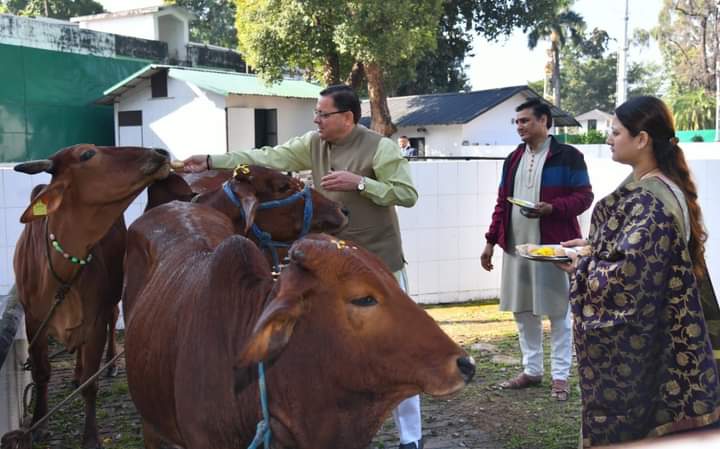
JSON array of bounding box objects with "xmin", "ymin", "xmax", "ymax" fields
[{"xmin": 206, "ymin": 154, "xmax": 212, "ymax": 170}]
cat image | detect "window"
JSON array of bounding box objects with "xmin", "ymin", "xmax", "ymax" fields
[
  {"xmin": 587, "ymin": 119, "xmax": 597, "ymax": 131},
  {"xmin": 410, "ymin": 137, "xmax": 425, "ymax": 157},
  {"xmin": 151, "ymin": 70, "xmax": 168, "ymax": 98},
  {"xmin": 255, "ymin": 109, "xmax": 278, "ymax": 147},
  {"xmin": 118, "ymin": 110, "xmax": 142, "ymax": 127}
]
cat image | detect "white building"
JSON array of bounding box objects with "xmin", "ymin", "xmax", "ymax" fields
[
  {"xmin": 575, "ymin": 109, "xmax": 613, "ymax": 135},
  {"xmin": 96, "ymin": 65, "xmax": 322, "ymax": 160},
  {"xmin": 360, "ymin": 86, "xmax": 579, "ymax": 156},
  {"xmin": 71, "ymin": 3, "xmax": 193, "ymax": 61}
]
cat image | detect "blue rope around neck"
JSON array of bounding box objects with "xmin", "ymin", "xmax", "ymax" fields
[
  {"xmin": 223, "ymin": 182, "xmax": 314, "ymax": 272},
  {"xmin": 247, "ymin": 361, "xmax": 271, "ymax": 449}
]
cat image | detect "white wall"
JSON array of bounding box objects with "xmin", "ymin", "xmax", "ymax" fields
[
  {"xmin": 157, "ymin": 13, "xmax": 188, "ymax": 61},
  {"xmin": 0, "ymin": 170, "xmax": 51, "ymax": 295},
  {"xmin": 0, "ymin": 14, "xmax": 115, "ymax": 57},
  {"xmin": 393, "ymin": 125, "xmax": 463, "ymax": 156},
  {"xmin": 461, "ymin": 92, "xmax": 525, "ymax": 146},
  {"xmin": 3, "ymin": 143, "xmax": 720, "ymax": 302},
  {"xmin": 227, "ymin": 108, "xmax": 255, "ymax": 151},
  {"xmin": 94, "ymin": 0, "xmax": 164, "ymax": 12},
  {"xmin": 225, "ymin": 95, "xmax": 317, "ymax": 150},
  {"xmin": 398, "ymin": 160, "xmax": 504, "ymax": 302},
  {"xmin": 114, "ymin": 78, "xmax": 227, "ymax": 160},
  {"xmin": 77, "ymin": 14, "xmax": 157, "ymax": 40},
  {"xmin": 578, "ymin": 118, "xmax": 611, "ymax": 135}
]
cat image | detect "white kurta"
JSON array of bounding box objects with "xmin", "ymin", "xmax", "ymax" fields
[{"xmin": 500, "ymin": 138, "xmax": 570, "ymax": 317}]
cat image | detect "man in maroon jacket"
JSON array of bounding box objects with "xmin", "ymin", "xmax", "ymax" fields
[{"xmin": 481, "ymin": 98, "xmax": 593, "ymax": 400}]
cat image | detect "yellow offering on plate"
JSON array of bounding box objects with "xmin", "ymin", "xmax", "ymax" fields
[{"xmin": 530, "ymin": 247, "xmax": 556, "ymax": 257}]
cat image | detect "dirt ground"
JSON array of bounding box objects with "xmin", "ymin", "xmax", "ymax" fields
[{"xmin": 22, "ymin": 302, "xmax": 581, "ymax": 449}]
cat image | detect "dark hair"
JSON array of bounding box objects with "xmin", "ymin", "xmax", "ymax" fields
[
  {"xmin": 400, "ymin": 135, "xmax": 409, "ymax": 139},
  {"xmin": 615, "ymin": 95, "xmax": 706, "ymax": 277},
  {"xmin": 516, "ymin": 98, "xmax": 553, "ymax": 129},
  {"xmin": 319, "ymin": 84, "xmax": 360, "ymax": 124}
]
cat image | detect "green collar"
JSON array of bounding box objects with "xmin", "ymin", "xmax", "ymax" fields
[{"xmin": 49, "ymin": 233, "xmax": 93, "ymax": 265}]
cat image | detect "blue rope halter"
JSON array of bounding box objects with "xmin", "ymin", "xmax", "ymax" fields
[
  {"xmin": 246, "ymin": 361, "xmax": 271, "ymax": 449},
  {"xmin": 224, "ymin": 180, "xmax": 313, "ymax": 448},
  {"xmin": 222, "ymin": 181, "xmax": 314, "ymax": 272}
]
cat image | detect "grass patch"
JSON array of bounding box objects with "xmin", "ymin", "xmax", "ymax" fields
[{"xmin": 423, "ymin": 302, "xmax": 581, "ymax": 449}]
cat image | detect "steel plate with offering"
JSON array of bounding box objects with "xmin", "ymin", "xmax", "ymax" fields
[
  {"xmin": 507, "ymin": 197, "xmax": 539, "ymax": 210},
  {"xmin": 516, "ymin": 244, "xmax": 572, "ymax": 262}
]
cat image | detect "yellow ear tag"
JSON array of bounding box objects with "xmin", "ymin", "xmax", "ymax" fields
[{"xmin": 33, "ymin": 200, "xmax": 48, "ymax": 216}]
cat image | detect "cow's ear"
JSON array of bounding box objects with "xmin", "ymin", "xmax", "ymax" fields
[
  {"xmin": 238, "ymin": 267, "xmax": 312, "ymax": 365},
  {"xmin": 239, "ymin": 294, "xmax": 304, "ymax": 365},
  {"xmin": 239, "ymin": 195, "xmax": 258, "ymax": 235},
  {"xmin": 20, "ymin": 182, "xmax": 66, "ymax": 223},
  {"xmin": 230, "ymin": 181, "xmax": 258, "ymax": 235}
]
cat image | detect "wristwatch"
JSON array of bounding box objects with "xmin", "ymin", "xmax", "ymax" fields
[{"xmin": 357, "ymin": 177, "xmax": 366, "ymax": 192}]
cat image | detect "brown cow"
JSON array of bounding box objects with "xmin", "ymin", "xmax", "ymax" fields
[
  {"xmin": 10, "ymin": 144, "xmax": 170, "ymax": 449},
  {"xmin": 123, "ymin": 204, "xmax": 476, "ymax": 449},
  {"xmin": 145, "ymin": 166, "xmax": 349, "ymax": 267}
]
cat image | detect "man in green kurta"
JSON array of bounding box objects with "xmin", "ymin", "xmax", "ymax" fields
[{"xmin": 183, "ymin": 85, "xmax": 423, "ymax": 449}]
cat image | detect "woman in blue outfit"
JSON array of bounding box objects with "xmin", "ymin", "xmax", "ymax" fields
[{"xmin": 558, "ymin": 96, "xmax": 720, "ymax": 447}]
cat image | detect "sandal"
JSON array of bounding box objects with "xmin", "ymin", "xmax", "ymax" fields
[
  {"xmin": 499, "ymin": 372, "xmax": 542, "ymax": 389},
  {"xmin": 551, "ymin": 379, "xmax": 570, "ymax": 401}
]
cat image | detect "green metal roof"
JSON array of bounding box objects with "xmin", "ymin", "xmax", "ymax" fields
[{"xmin": 97, "ymin": 64, "xmax": 322, "ymax": 104}]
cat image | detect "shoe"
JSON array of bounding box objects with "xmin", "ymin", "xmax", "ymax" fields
[
  {"xmin": 498, "ymin": 372, "xmax": 542, "ymax": 389},
  {"xmin": 398, "ymin": 439, "xmax": 424, "ymax": 449},
  {"xmin": 551, "ymin": 379, "xmax": 569, "ymax": 401}
]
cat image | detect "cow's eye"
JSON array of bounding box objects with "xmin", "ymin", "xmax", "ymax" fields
[
  {"xmin": 351, "ymin": 296, "xmax": 377, "ymax": 307},
  {"xmin": 79, "ymin": 150, "xmax": 96, "ymax": 161}
]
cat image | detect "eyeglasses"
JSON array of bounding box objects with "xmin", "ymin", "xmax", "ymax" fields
[{"xmin": 313, "ymin": 109, "xmax": 349, "ymax": 119}]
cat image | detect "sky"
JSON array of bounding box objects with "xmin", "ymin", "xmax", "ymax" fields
[{"xmin": 467, "ymin": 0, "xmax": 664, "ymax": 91}]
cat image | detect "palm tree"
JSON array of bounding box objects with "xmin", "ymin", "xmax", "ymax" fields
[
  {"xmin": 527, "ymin": 8, "xmax": 586, "ymax": 109},
  {"xmin": 668, "ymin": 87, "xmax": 716, "ymax": 130}
]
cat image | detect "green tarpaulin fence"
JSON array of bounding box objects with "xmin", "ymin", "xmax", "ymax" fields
[{"xmin": 0, "ymin": 43, "xmax": 149, "ymax": 163}]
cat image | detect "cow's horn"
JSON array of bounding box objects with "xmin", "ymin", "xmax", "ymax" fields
[{"xmin": 14, "ymin": 159, "xmax": 54, "ymax": 175}]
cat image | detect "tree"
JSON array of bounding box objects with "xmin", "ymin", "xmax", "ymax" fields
[
  {"xmin": 235, "ymin": 0, "xmax": 443, "ymax": 136},
  {"xmin": 656, "ymin": 0, "xmax": 718, "ymax": 93},
  {"xmin": 668, "ymin": 87, "xmax": 716, "ymax": 130},
  {"xmin": 654, "ymin": 0, "xmax": 718, "ymax": 129},
  {"xmin": 391, "ymin": 0, "xmax": 473, "ymax": 96},
  {"xmin": 394, "ymin": 0, "xmax": 588, "ymax": 96},
  {"xmin": 166, "ymin": 0, "xmax": 238, "ymax": 49},
  {"xmin": 234, "ymin": 0, "xmax": 578, "ymax": 136},
  {"xmin": 5, "ymin": 0, "xmax": 103, "ymax": 19},
  {"xmin": 526, "ymin": 3, "xmax": 585, "ymax": 108},
  {"xmin": 549, "ymin": 28, "xmax": 662, "ymax": 116}
]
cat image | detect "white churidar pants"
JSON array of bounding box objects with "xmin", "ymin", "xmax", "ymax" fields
[
  {"xmin": 392, "ymin": 268, "xmax": 422, "ymax": 445},
  {"xmin": 514, "ymin": 306, "xmax": 572, "ymax": 380}
]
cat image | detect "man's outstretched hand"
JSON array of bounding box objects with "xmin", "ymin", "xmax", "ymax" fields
[{"xmin": 182, "ymin": 155, "xmax": 209, "ymax": 173}]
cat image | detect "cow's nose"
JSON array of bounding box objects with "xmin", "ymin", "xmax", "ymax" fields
[
  {"xmin": 457, "ymin": 355, "xmax": 476, "ymax": 383},
  {"xmin": 341, "ymin": 207, "xmax": 350, "ymax": 217},
  {"xmin": 153, "ymin": 148, "xmax": 170, "ymax": 158}
]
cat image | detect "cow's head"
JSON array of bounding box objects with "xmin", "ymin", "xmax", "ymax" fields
[
  {"xmin": 15, "ymin": 144, "xmax": 170, "ymax": 223},
  {"xmin": 240, "ymin": 233, "xmax": 475, "ymax": 399},
  {"xmin": 197, "ymin": 165, "xmax": 348, "ymax": 237}
]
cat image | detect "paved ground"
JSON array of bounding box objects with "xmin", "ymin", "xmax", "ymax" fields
[{"xmin": 18, "ymin": 343, "xmax": 502, "ymax": 449}]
